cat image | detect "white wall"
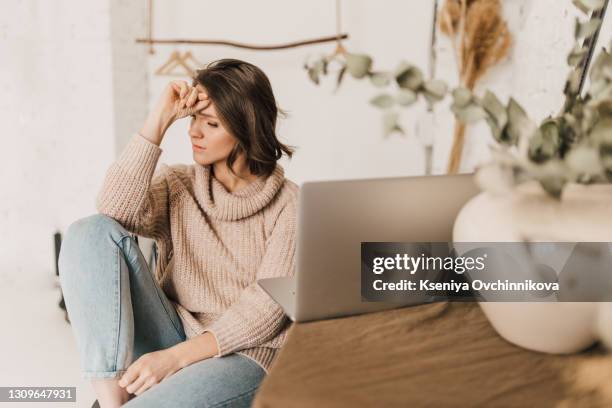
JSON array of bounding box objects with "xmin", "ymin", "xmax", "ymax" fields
[
  {"xmin": 110, "ymin": 0, "xmax": 149, "ymax": 156},
  {"xmin": 1, "ymin": 1, "xmax": 115, "ymax": 283}
]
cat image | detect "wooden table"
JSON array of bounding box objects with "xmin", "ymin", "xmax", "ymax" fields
[{"xmin": 252, "ymin": 302, "xmax": 610, "ymax": 407}]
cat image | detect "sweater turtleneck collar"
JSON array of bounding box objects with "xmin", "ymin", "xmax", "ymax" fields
[{"xmin": 194, "ymin": 163, "xmax": 286, "ymax": 221}]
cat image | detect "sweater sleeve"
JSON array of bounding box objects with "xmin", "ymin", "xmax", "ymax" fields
[
  {"xmin": 203, "ymin": 199, "xmax": 297, "ymax": 357},
  {"xmin": 95, "ymin": 132, "xmax": 170, "ymax": 240}
]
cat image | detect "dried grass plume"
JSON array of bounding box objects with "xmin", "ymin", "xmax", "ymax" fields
[{"xmin": 440, "ymin": 0, "xmax": 512, "ymax": 173}]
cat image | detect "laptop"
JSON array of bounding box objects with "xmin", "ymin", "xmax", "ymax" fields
[{"xmin": 257, "ymin": 172, "xmax": 480, "ymax": 322}]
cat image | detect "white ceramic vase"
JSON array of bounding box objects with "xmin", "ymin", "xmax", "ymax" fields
[{"xmin": 453, "ymin": 180, "xmax": 612, "ymax": 353}]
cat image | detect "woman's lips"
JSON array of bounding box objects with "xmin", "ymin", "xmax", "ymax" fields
[{"xmin": 192, "ymin": 144, "xmax": 206, "ymax": 151}]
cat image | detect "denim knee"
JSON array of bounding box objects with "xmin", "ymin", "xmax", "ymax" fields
[
  {"xmin": 59, "ymin": 214, "xmax": 131, "ymax": 282},
  {"xmin": 62, "ymin": 213, "xmax": 130, "ymax": 254},
  {"xmin": 67, "ymin": 214, "xmax": 128, "ymax": 243}
]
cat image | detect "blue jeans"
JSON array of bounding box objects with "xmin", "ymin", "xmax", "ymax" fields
[{"xmin": 59, "ymin": 214, "xmax": 266, "ymax": 407}]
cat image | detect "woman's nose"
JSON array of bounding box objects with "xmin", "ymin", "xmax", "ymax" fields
[{"xmin": 188, "ymin": 127, "xmax": 204, "ymax": 139}]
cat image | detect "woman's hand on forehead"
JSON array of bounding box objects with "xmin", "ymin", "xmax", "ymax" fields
[
  {"xmin": 172, "ymin": 81, "xmax": 208, "ymax": 105},
  {"xmin": 170, "ymin": 80, "xmax": 210, "ymax": 118},
  {"xmin": 141, "ymin": 80, "xmax": 212, "ymax": 144}
]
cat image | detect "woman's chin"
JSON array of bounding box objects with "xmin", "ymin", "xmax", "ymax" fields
[{"xmin": 193, "ymin": 155, "xmax": 213, "ymax": 166}]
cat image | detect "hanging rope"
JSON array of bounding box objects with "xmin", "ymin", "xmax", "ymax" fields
[{"xmin": 328, "ymin": 0, "xmax": 347, "ymax": 56}]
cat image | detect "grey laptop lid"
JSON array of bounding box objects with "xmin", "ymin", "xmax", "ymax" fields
[{"xmin": 259, "ymin": 172, "xmax": 480, "ymax": 322}]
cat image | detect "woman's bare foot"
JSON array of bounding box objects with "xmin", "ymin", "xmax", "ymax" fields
[{"xmin": 91, "ymin": 378, "xmax": 131, "ymax": 408}]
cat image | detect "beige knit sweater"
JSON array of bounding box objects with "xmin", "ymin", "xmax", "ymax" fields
[{"xmin": 95, "ymin": 132, "xmax": 298, "ymax": 373}]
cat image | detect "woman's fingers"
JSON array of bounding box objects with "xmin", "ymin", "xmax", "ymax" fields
[
  {"xmin": 186, "ymin": 87, "xmax": 198, "ymax": 108},
  {"xmin": 170, "ymin": 80, "xmax": 188, "ymax": 101},
  {"xmin": 192, "ymin": 98, "xmax": 210, "ymax": 112},
  {"xmin": 166, "ymin": 81, "xmax": 210, "ymax": 118},
  {"xmin": 118, "ymin": 367, "xmax": 139, "ymax": 389},
  {"xmin": 178, "ymin": 81, "xmax": 188, "ymax": 99},
  {"xmin": 124, "ymin": 374, "xmax": 147, "ymax": 395},
  {"xmin": 134, "ymin": 378, "xmax": 157, "ymax": 396},
  {"xmin": 181, "ymin": 99, "xmax": 209, "ymax": 118},
  {"xmin": 170, "ymin": 81, "xmax": 190, "ymax": 109}
]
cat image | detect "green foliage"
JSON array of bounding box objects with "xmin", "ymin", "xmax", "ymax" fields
[{"xmin": 345, "ymin": 53, "xmax": 372, "ymax": 79}]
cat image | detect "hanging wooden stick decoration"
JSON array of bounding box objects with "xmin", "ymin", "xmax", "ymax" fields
[
  {"xmin": 137, "ymin": 0, "xmax": 349, "ymax": 53},
  {"xmin": 137, "ymin": 35, "xmax": 350, "ymax": 51}
]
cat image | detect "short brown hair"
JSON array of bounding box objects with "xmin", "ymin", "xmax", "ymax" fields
[{"xmin": 192, "ymin": 59, "xmax": 294, "ymax": 178}]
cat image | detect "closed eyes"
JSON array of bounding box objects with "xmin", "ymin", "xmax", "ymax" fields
[{"xmin": 190, "ymin": 114, "xmax": 218, "ymax": 127}]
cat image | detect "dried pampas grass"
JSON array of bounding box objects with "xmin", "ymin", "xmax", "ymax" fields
[{"xmin": 440, "ymin": 0, "xmax": 512, "ymax": 173}]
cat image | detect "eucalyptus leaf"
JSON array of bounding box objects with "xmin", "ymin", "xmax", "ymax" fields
[
  {"xmin": 322, "ymin": 59, "xmax": 329, "ymax": 75},
  {"xmin": 423, "ymin": 80, "xmax": 448, "ymax": 100},
  {"xmin": 567, "ymin": 44, "xmax": 588, "ymax": 66},
  {"xmin": 575, "ymin": 17, "xmax": 602, "ymax": 39},
  {"xmin": 370, "ymin": 94, "xmax": 395, "ymax": 109},
  {"xmin": 308, "ymin": 67, "xmax": 320, "ymax": 85},
  {"xmin": 453, "ymin": 104, "xmax": 488, "ymax": 123},
  {"xmin": 539, "ymin": 176, "xmax": 566, "ymax": 199},
  {"xmin": 591, "ymin": 117, "xmax": 612, "ymax": 144},
  {"xmin": 563, "ymin": 112, "xmax": 578, "ymax": 129},
  {"xmin": 382, "ymin": 111, "xmax": 403, "ymax": 137},
  {"xmin": 572, "ymin": 0, "xmax": 605, "ymax": 13},
  {"xmin": 506, "ymin": 98, "xmax": 535, "ymax": 145},
  {"xmin": 528, "ymin": 120, "xmax": 561, "ymax": 163},
  {"xmin": 589, "ymin": 78, "xmax": 610, "ymax": 100},
  {"xmin": 581, "ymin": 104, "xmax": 599, "ymax": 133},
  {"xmin": 369, "ymin": 71, "xmax": 391, "ymax": 87},
  {"xmin": 452, "ymin": 87, "xmax": 472, "ymax": 108},
  {"xmin": 480, "ymin": 90, "xmax": 508, "ymax": 128},
  {"xmin": 393, "ymin": 61, "xmax": 411, "ymax": 77},
  {"xmin": 336, "ymin": 66, "xmax": 347, "ymax": 91},
  {"xmin": 596, "ymin": 99, "xmax": 612, "ymax": 116},
  {"xmin": 485, "ymin": 117, "xmax": 504, "ymax": 142},
  {"xmin": 396, "ymin": 64, "xmax": 424, "ymax": 91},
  {"xmin": 314, "ymin": 59, "xmax": 327, "ymax": 80},
  {"xmin": 564, "ymin": 69, "xmax": 583, "ymax": 97},
  {"xmin": 396, "ymin": 89, "xmax": 417, "ymax": 106},
  {"xmin": 531, "ymin": 160, "xmax": 568, "ymax": 199},
  {"xmin": 345, "ymin": 53, "xmax": 373, "ymax": 79},
  {"xmin": 589, "ymin": 47, "xmax": 612, "ymax": 83},
  {"xmin": 541, "ymin": 119, "xmax": 561, "ymax": 142}
]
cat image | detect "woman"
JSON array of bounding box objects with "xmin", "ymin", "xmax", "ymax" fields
[{"xmin": 59, "ymin": 58, "xmax": 297, "ymax": 408}]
